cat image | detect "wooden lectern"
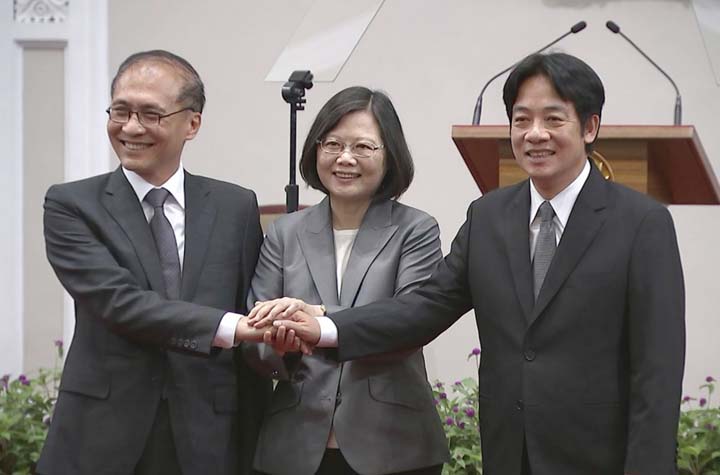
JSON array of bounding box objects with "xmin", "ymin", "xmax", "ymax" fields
[{"xmin": 452, "ymin": 125, "xmax": 720, "ymax": 204}]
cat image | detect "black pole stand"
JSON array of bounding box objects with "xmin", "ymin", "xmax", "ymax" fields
[{"xmin": 281, "ymin": 70, "xmax": 313, "ymax": 213}]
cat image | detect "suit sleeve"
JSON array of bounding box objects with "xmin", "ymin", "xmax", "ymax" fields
[
  {"xmin": 624, "ymin": 206, "xmax": 685, "ymax": 474},
  {"xmin": 43, "ymin": 184, "xmax": 224, "ymax": 355},
  {"xmin": 332, "ymin": 203, "xmax": 476, "ymax": 361}
]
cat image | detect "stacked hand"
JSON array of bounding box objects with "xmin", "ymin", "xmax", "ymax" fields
[{"xmin": 242, "ymin": 298, "xmax": 323, "ymax": 355}]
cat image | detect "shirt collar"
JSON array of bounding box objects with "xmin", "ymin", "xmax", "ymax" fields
[
  {"xmin": 122, "ymin": 164, "xmax": 185, "ymax": 209},
  {"xmin": 529, "ymin": 159, "xmax": 590, "ymax": 227}
]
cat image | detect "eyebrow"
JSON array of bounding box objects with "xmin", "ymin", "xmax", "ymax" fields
[
  {"xmin": 110, "ymin": 99, "xmax": 166, "ymax": 112},
  {"xmin": 512, "ymin": 104, "xmax": 569, "ymax": 114}
]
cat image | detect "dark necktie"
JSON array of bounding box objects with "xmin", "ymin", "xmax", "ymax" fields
[
  {"xmin": 532, "ymin": 201, "xmax": 556, "ymax": 301},
  {"xmin": 144, "ymin": 188, "xmax": 181, "ymax": 300}
]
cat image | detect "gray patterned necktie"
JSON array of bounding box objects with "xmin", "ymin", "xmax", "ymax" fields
[
  {"xmin": 533, "ymin": 201, "xmax": 556, "ymax": 301},
  {"xmin": 144, "ymin": 188, "xmax": 181, "ymax": 300}
]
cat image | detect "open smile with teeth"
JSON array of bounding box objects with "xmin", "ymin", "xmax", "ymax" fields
[
  {"xmin": 334, "ymin": 171, "xmax": 360, "ymax": 179},
  {"xmin": 121, "ymin": 140, "xmax": 153, "ymax": 151},
  {"xmin": 526, "ymin": 150, "xmax": 554, "ymax": 159}
]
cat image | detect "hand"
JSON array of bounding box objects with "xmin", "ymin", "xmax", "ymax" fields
[
  {"xmin": 248, "ymin": 297, "xmax": 324, "ymax": 328},
  {"xmin": 273, "ymin": 309, "xmax": 321, "ymax": 346},
  {"xmin": 234, "ymin": 316, "xmax": 269, "ymax": 343},
  {"xmin": 263, "ymin": 325, "xmax": 312, "ymax": 356},
  {"xmin": 235, "ymin": 317, "xmax": 312, "ymax": 354}
]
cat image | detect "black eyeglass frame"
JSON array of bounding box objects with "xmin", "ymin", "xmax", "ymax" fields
[{"xmin": 105, "ymin": 107, "xmax": 196, "ymax": 126}]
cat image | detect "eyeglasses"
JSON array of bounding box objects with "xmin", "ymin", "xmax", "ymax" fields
[
  {"xmin": 105, "ymin": 107, "xmax": 195, "ymax": 126},
  {"xmin": 317, "ymin": 138, "xmax": 384, "ymax": 159}
]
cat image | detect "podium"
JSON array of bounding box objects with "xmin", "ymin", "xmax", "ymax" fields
[{"xmin": 452, "ymin": 125, "xmax": 720, "ymax": 204}]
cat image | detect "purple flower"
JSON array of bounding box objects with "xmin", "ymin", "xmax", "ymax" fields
[
  {"xmin": 705, "ymin": 423, "xmax": 717, "ymax": 431},
  {"xmin": 445, "ymin": 417, "xmax": 454, "ymax": 426},
  {"xmin": 435, "ymin": 382, "xmax": 444, "ymax": 389},
  {"xmin": 54, "ymin": 339, "xmax": 63, "ymax": 349},
  {"xmin": 706, "ymin": 376, "xmax": 716, "ymax": 383},
  {"xmin": 0, "ymin": 374, "xmax": 8, "ymax": 390},
  {"xmin": 18, "ymin": 374, "xmax": 27, "ymax": 382},
  {"xmin": 469, "ymin": 348, "xmax": 481, "ymax": 357},
  {"xmin": 464, "ymin": 407, "xmax": 476, "ymax": 418},
  {"xmin": 452, "ymin": 405, "xmax": 459, "ymax": 413},
  {"xmin": 682, "ymin": 395, "xmax": 692, "ymax": 403},
  {"xmin": 458, "ymin": 422, "xmax": 466, "ymax": 429},
  {"xmin": 433, "ymin": 399, "xmax": 439, "ymax": 406},
  {"xmin": 439, "ymin": 392, "xmax": 447, "ymax": 400},
  {"xmin": 454, "ymin": 380, "xmax": 462, "ymax": 386},
  {"xmin": 699, "ymin": 398, "xmax": 707, "ymax": 407}
]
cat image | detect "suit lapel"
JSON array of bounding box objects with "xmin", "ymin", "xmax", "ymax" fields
[
  {"xmin": 180, "ymin": 171, "xmax": 216, "ymax": 301},
  {"xmin": 297, "ymin": 198, "xmax": 340, "ymax": 307},
  {"xmin": 339, "ymin": 200, "xmax": 398, "ymax": 307},
  {"xmin": 101, "ymin": 168, "xmax": 166, "ymax": 294},
  {"xmin": 504, "ymin": 181, "xmax": 534, "ymax": 323},
  {"xmin": 530, "ymin": 166, "xmax": 608, "ymax": 324}
]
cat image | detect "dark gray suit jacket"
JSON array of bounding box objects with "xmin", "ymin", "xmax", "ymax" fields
[
  {"xmin": 37, "ymin": 168, "xmax": 271, "ymax": 475},
  {"xmin": 331, "ymin": 164, "xmax": 686, "ymax": 475},
  {"xmin": 245, "ymin": 198, "xmax": 449, "ymax": 475}
]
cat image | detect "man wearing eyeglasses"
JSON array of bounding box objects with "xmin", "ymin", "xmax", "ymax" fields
[{"xmin": 37, "ymin": 50, "xmax": 274, "ymax": 475}]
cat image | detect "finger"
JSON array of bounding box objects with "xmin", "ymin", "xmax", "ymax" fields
[
  {"xmin": 263, "ymin": 330, "xmax": 274, "ymax": 345},
  {"xmin": 267, "ymin": 300, "xmax": 293, "ymax": 321},
  {"xmin": 299, "ymin": 340, "xmax": 313, "ymax": 356},
  {"xmin": 248, "ymin": 303, "xmax": 272, "ymax": 325},
  {"xmin": 247, "ymin": 302, "xmax": 262, "ymax": 320},
  {"xmin": 275, "ymin": 325, "xmax": 287, "ymax": 345}
]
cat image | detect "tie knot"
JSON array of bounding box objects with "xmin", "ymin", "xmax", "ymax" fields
[
  {"xmin": 537, "ymin": 201, "xmax": 555, "ymax": 223},
  {"xmin": 144, "ymin": 188, "xmax": 171, "ymax": 208}
]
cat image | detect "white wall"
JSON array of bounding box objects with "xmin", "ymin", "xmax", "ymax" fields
[{"xmin": 103, "ymin": 0, "xmax": 720, "ymax": 397}]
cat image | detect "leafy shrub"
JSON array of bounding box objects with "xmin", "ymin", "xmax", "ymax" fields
[{"xmin": 0, "ymin": 341, "xmax": 63, "ymax": 475}]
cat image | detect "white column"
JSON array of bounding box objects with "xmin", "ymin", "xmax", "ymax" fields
[{"xmin": 0, "ymin": 0, "xmax": 109, "ymax": 375}]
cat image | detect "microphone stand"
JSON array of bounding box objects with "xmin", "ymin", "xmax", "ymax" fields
[
  {"xmin": 281, "ymin": 70, "xmax": 313, "ymax": 213},
  {"xmin": 472, "ymin": 21, "xmax": 586, "ymax": 125}
]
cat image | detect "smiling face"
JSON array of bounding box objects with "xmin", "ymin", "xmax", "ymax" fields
[
  {"xmin": 316, "ymin": 109, "xmax": 386, "ymax": 209},
  {"xmin": 107, "ymin": 61, "xmax": 201, "ymax": 185},
  {"xmin": 510, "ymin": 74, "xmax": 599, "ymax": 199}
]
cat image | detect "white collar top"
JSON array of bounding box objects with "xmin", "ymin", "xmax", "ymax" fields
[{"xmin": 529, "ymin": 159, "xmax": 590, "ymax": 256}]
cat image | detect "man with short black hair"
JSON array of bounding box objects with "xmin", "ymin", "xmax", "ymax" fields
[
  {"xmin": 38, "ymin": 50, "xmax": 273, "ymax": 475},
  {"xmin": 273, "ymin": 53, "xmax": 686, "ymax": 475}
]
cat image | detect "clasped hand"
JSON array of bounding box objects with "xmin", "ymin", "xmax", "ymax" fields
[{"xmin": 243, "ymin": 297, "xmax": 323, "ymax": 355}]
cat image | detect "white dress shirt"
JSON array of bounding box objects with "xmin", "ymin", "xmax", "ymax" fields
[
  {"xmin": 529, "ymin": 159, "xmax": 590, "ymax": 258},
  {"xmin": 122, "ymin": 165, "xmax": 239, "ymax": 349},
  {"xmin": 316, "ymin": 160, "xmax": 592, "ymax": 347}
]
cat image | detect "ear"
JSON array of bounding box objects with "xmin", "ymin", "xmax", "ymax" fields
[
  {"xmin": 583, "ymin": 114, "xmax": 600, "ymax": 145},
  {"xmin": 185, "ymin": 112, "xmax": 202, "ymax": 140}
]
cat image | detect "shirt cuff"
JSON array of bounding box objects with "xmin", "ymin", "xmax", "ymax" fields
[
  {"xmin": 316, "ymin": 316, "xmax": 338, "ymax": 347},
  {"xmin": 213, "ymin": 312, "xmax": 241, "ymax": 348}
]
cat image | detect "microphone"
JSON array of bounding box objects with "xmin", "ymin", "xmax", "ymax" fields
[
  {"xmin": 605, "ymin": 20, "xmax": 682, "ymax": 125},
  {"xmin": 471, "ymin": 21, "xmax": 587, "ymax": 125}
]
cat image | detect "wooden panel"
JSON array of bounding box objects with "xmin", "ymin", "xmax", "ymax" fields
[{"xmin": 452, "ymin": 125, "xmax": 720, "ymax": 204}]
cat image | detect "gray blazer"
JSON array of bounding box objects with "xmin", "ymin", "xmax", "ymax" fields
[{"xmin": 245, "ymin": 197, "xmax": 449, "ymax": 475}]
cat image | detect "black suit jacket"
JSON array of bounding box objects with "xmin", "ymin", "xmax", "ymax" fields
[
  {"xmin": 331, "ymin": 164, "xmax": 686, "ymax": 475},
  {"xmin": 37, "ymin": 168, "xmax": 271, "ymax": 475}
]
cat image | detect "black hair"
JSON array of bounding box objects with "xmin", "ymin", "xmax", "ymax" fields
[
  {"xmin": 111, "ymin": 49, "xmax": 205, "ymax": 113},
  {"xmin": 299, "ymin": 86, "xmax": 414, "ymax": 201},
  {"xmin": 503, "ymin": 52, "xmax": 605, "ymax": 153}
]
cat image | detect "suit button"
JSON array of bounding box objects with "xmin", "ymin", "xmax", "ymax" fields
[
  {"xmin": 516, "ymin": 400, "xmax": 524, "ymax": 411},
  {"xmin": 524, "ymin": 349, "xmax": 536, "ymax": 361},
  {"xmin": 190, "ymin": 340, "xmax": 198, "ymax": 350}
]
